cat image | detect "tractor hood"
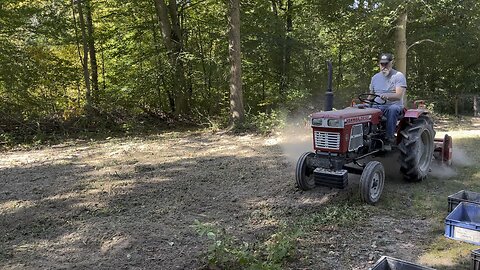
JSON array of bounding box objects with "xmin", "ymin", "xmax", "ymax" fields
[{"xmin": 311, "ymin": 107, "xmax": 382, "ymax": 125}]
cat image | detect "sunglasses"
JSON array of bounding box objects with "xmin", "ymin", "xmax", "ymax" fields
[{"xmin": 379, "ymin": 62, "xmax": 390, "ymax": 67}]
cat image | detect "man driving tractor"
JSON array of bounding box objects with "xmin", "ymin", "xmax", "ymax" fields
[
  {"xmin": 369, "ymin": 53, "xmax": 407, "ymax": 150},
  {"xmin": 295, "ymin": 56, "xmax": 452, "ymax": 204}
]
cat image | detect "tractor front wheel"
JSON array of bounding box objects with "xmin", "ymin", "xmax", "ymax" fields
[
  {"xmin": 398, "ymin": 116, "xmax": 435, "ymax": 182},
  {"xmin": 295, "ymin": 152, "xmax": 315, "ymax": 190},
  {"xmin": 359, "ymin": 161, "xmax": 385, "ymax": 205}
]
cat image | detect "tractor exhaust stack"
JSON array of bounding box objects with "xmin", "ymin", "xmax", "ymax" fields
[{"xmin": 325, "ymin": 60, "xmax": 334, "ymax": 111}]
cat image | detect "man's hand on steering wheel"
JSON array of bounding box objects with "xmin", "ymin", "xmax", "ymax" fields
[
  {"xmin": 379, "ymin": 94, "xmax": 390, "ymax": 101},
  {"xmin": 357, "ymin": 93, "xmax": 387, "ymax": 106}
]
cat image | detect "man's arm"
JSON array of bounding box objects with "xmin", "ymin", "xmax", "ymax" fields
[
  {"xmin": 368, "ymin": 80, "xmax": 375, "ymax": 100},
  {"xmin": 380, "ymin": 86, "xmax": 405, "ymax": 101},
  {"xmin": 380, "ymin": 72, "xmax": 407, "ymax": 101}
]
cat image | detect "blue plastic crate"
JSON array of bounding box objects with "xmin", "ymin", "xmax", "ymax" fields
[
  {"xmin": 448, "ymin": 190, "xmax": 480, "ymax": 212},
  {"xmin": 445, "ymin": 202, "xmax": 480, "ymax": 245},
  {"xmin": 369, "ymin": 256, "xmax": 436, "ymax": 270}
]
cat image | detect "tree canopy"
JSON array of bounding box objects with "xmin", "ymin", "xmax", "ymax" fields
[{"xmin": 1, "ymin": 0, "xmax": 479, "ymax": 139}]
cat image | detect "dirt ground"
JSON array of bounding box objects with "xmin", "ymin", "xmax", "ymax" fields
[{"xmin": 1, "ymin": 118, "xmax": 479, "ymax": 269}]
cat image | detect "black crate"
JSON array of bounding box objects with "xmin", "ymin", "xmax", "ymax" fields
[
  {"xmin": 473, "ymin": 249, "xmax": 480, "ymax": 270},
  {"xmin": 448, "ymin": 190, "xmax": 480, "ymax": 212},
  {"xmin": 370, "ymin": 256, "xmax": 436, "ymax": 270}
]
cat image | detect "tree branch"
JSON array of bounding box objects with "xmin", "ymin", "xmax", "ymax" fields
[{"xmin": 407, "ymin": 39, "xmax": 436, "ymax": 50}]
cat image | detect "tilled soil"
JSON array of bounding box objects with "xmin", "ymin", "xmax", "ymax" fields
[{"xmin": 0, "ymin": 131, "xmax": 443, "ymax": 269}]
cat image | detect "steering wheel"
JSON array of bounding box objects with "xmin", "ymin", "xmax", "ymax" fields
[{"xmin": 357, "ymin": 93, "xmax": 387, "ymax": 106}]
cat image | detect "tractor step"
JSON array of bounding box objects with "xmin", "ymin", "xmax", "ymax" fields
[{"xmin": 313, "ymin": 168, "xmax": 348, "ymax": 189}]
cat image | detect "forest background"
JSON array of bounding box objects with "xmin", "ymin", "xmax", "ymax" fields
[{"xmin": 1, "ymin": 0, "xmax": 479, "ymax": 143}]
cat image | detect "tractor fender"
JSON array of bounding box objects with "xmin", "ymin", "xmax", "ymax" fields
[
  {"xmin": 396, "ymin": 109, "xmax": 430, "ymax": 144},
  {"xmin": 403, "ymin": 109, "xmax": 429, "ymax": 118}
]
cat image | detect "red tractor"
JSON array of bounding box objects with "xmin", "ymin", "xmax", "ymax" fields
[{"xmin": 295, "ymin": 63, "xmax": 453, "ymax": 204}]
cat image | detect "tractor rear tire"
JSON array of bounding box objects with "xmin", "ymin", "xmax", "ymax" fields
[
  {"xmin": 398, "ymin": 116, "xmax": 435, "ymax": 182},
  {"xmin": 359, "ymin": 161, "xmax": 385, "ymax": 205},
  {"xmin": 295, "ymin": 152, "xmax": 315, "ymax": 190}
]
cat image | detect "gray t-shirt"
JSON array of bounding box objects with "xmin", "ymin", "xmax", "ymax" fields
[{"xmin": 369, "ymin": 69, "xmax": 407, "ymax": 106}]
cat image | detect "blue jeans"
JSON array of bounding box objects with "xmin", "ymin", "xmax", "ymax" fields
[{"xmin": 373, "ymin": 104, "xmax": 403, "ymax": 139}]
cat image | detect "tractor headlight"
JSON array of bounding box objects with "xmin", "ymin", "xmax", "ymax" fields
[
  {"xmin": 327, "ymin": 119, "xmax": 343, "ymax": 127},
  {"xmin": 311, "ymin": 118, "xmax": 322, "ymax": 126}
]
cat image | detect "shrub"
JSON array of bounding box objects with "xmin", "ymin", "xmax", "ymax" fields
[
  {"xmin": 242, "ymin": 109, "xmax": 286, "ymax": 134},
  {"xmin": 194, "ymin": 220, "xmax": 300, "ymax": 270}
]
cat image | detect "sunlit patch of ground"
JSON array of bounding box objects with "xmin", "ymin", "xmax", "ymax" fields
[
  {"xmin": 419, "ymin": 123, "xmax": 480, "ymax": 270},
  {"xmin": 418, "ymin": 236, "xmax": 475, "ymax": 269},
  {"xmin": 1, "ymin": 118, "xmax": 479, "ymax": 269}
]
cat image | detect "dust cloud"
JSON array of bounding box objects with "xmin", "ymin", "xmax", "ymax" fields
[
  {"xmin": 451, "ymin": 147, "xmax": 473, "ymax": 167},
  {"xmin": 428, "ymin": 146, "xmax": 473, "ymax": 179},
  {"xmin": 429, "ymin": 163, "xmax": 457, "ymax": 179},
  {"xmin": 278, "ymin": 120, "xmax": 313, "ymax": 165}
]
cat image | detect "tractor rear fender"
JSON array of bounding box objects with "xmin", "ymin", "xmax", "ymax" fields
[
  {"xmin": 403, "ymin": 108, "xmax": 429, "ymax": 118},
  {"xmin": 396, "ymin": 109, "xmax": 430, "ymax": 144}
]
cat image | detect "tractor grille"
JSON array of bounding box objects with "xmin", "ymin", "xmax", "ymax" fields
[{"xmin": 314, "ymin": 131, "xmax": 340, "ymax": 150}]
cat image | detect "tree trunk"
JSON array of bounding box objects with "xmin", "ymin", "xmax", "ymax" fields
[
  {"xmin": 395, "ymin": 9, "xmax": 407, "ymax": 75},
  {"xmin": 153, "ymin": 0, "xmax": 188, "ymax": 115},
  {"xmin": 153, "ymin": 0, "xmax": 172, "ymax": 49},
  {"xmin": 167, "ymin": 0, "xmax": 182, "ymax": 49},
  {"xmin": 195, "ymin": 23, "xmax": 211, "ymax": 101},
  {"xmin": 271, "ymin": 0, "xmax": 278, "ymax": 15},
  {"xmin": 85, "ymin": 0, "xmax": 99, "ymax": 103},
  {"xmin": 474, "ymin": 95, "xmax": 478, "ymax": 117},
  {"xmin": 337, "ymin": 44, "xmax": 342, "ymax": 92},
  {"xmin": 76, "ymin": 0, "xmax": 92, "ymax": 111},
  {"xmin": 151, "ymin": 13, "xmax": 172, "ymax": 112},
  {"xmin": 101, "ymin": 45, "xmax": 106, "ymax": 90},
  {"xmin": 279, "ymin": 0, "xmax": 293, "ymax": 99},
  {"xmin": 228, "ymin": 0, "xmax": 244, "ymax": 125},
  {"xmin": 455, "ymin": 96, "xmax": 459, "ymax": 116}
]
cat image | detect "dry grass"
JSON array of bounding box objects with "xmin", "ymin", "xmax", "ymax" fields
[{"xmin": 0, "ymin": 117, "xmax": 479, "ymax": 269}]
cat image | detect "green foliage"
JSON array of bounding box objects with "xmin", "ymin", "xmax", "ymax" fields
[
  {"xmin": 194, "ymin": 204, "xmax": 367, "ymax": 269},
  {"xmin": 243, "ymin": 109, "xmax": 287, "ymax": 134},
  {"xmin": 302, "ymin": 203, "xmax": 368, "ymax": 227},
  {"xmin": 0, "ymin": 132, "xmax": 14, "ymax": 145},
  {"xmin": 1, "ymin": 0, "xmax": 480, "ymax": 143},
  {"xmin": 194, "ymin": 220, "xmax": 300, "ymax": 270}
]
